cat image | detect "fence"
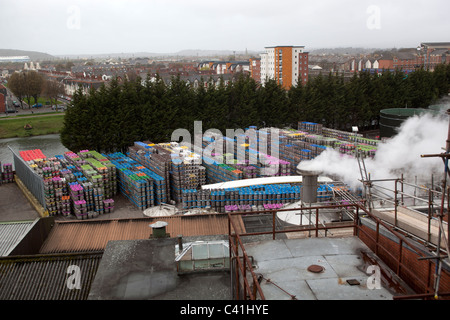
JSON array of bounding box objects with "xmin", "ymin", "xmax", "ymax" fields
[{"xmin": 9, "ymin": 146, "xmax": 46, "ymax": 209}]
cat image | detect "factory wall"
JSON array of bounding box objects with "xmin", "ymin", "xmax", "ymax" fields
[{"xmin": 359, "ymin": 223, "xmax": 450, "ymax": 298}]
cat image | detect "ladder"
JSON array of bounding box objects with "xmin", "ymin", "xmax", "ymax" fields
[{"xmin": 356, "ymin": 149, "xmax": 373, "ymax": 212}]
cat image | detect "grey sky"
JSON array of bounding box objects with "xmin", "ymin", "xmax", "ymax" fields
[{"xmin": 0, "ymin": 0, "xmax": 449, "ymax": 56}]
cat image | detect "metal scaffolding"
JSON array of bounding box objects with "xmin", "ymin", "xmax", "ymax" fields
[{"xmin": 356, "ymin": 110, "xmax": 450, "ymax": 299}]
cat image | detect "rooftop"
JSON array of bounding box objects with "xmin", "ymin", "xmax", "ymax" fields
[
  {"xmin": 0, "ymin": 220, "xmax": 34, "ymax": 256},
  {"xmin": 264, "ymin": 46, "xmax": 305, "ymax": 49},
  {"xmin": 0, "ymin": 252, "xmax": 102, "ymax": 300},
  {"xmin": 39, "ymin": 214, "xmax": 237, "ymax": 254},
  {"xmin": 243, "ymin": 236, "xmax": 412, "ymax": 300},
  {"xmin": 88, "ymin": 237, "xmax": 231, "ymax": 300}
]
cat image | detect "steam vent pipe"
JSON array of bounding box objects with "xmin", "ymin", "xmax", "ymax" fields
[{"xmin": 298, "ymin": 169, "xmax": 320, "ymax": 203}]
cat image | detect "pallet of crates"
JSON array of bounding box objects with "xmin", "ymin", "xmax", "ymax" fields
[
  {"xmin": 52, "ymin": 176, "xmax": 67, "ymax": 216},
  {"xmin": 106, "ymin": 153, "xmax": 151, "ymax": 207},
  {"xmin": 103, "ymin": 198, "xmax": 115, "ymax": 213},
  {"xmin": 92, "ymin": 186, "xmax": 104, "ymax": 217},
  {"xmin": 69, "ymin": 182, "xmax": 87, "ymax": 219},
  {"xmin": 115, "ymin": 168, "xmax": 134, "ymax": 207},
  {"xmin": 182, "ymin": 189, "xmax": 195, "ymax": 210},
  {"xmin": 141, "ymin": 167, "xmax": 164, "ymax": 206},
  {"xmin": 170, "ymin": 158, "xmax": 184, "ymax": 204},
  {"xmin": 132, "ymin": 146, "xmax": 170, "ymax": 201},
  {"xmin": 85, "ymin": 155, "xmax": 117, "ymax": 199},
  {"xmin": 81, "ymin": 181, "xmax": 97, "ymax": 218},
  {"xmin": 134, "ymin": 166, "xmax": 154, "ymax": 207},
  {"xmin": 129, "ymin": 174, "xmax": 150, "ymax": 210},
  {"xmin": 141, "ymin": 153, "xmax": 168, "ymax": 198},
  {"xmin": 43, "ymin": 178, "xmax": 57, "ymax": 216},
  {"xmin": 73, "ymin": 199, "xmax": 88, "ymax": 220},
  {"xmin": 124, "ymin": 169, "xmax": 150, "ymax": 209},
  {"xmin": 1, "ymin": 163, "xmax": 13, "ymax": 183},
  {"xmin": 138, "ymin": 172, "xmax": 154, "ymax": 209}
]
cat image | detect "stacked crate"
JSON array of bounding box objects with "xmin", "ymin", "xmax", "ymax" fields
[
  {"xmin": 129, "ymin": 142, "xmax": 208, "ymax": 204},
  {"xmin": 166, "ymin": 142, "xmax": 206, "ymax": 203},
  {"xmin": 43, "ymin": 178, "xmax": 57, "ymax": 216},
  {"xmin": 69, "ymin": 182, "xmax": 87, "ymax": 220},
  {"xmin": 19, "ymin": 148, "xmax": 116, "ymax": 219},
  {"xmin": 52, "ymin": 176, "xmax": 69, "ymax": 216},
  {"xmin": 81, "ymin": 151, "xmax": 118, "ymax": 199},
  {"xmin": 128, "ymin": 142, "xmax": 169, "ymax": 204},
  {"xmin": 103, "ymin": 198, "xmax": 115, "ymax": 213},
  {"xmin": 182, "ymin": 184, "xmax": 302, "ymax": 212},
  {"xmin": 298, "ymin": 121, "xmax": 323, "ymax": 134},
  {"xmin": 202, "ymin": 157, "xmax": 243, "ymax": 184},
  {"xmin": 106, "ymin": 152, "xmax": 159, "ymax": 209},
  {"xmin": 182, "ymin": 188, "xmax": 211, "ymax": 210},
  {"xmin": 2, "ymin": 163, "xmax": 14, "ymax": 183}
]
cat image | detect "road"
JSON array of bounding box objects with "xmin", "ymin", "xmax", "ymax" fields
[{"xmin": 1, "ymin": 86, "xmax": 68, "ymax": 118}]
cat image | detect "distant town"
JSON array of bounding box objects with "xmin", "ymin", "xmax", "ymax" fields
[{"xmin": 1, "ymin": 42, "xmax": 449, "ymax": 112}]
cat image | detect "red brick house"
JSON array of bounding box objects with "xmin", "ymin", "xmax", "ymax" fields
[{"xmin": 0, "ymin": 93, "xmax": 5, "ymax": 113}]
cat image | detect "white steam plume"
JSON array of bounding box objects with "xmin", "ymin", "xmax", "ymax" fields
[{"xmin": 297, "ymin": 112, "xmax": 449, "ymax": 190}]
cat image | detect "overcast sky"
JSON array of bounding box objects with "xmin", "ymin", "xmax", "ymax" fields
[{"xmin": 0, "ymin": 0, "xmax": 449, "ymax": 56}]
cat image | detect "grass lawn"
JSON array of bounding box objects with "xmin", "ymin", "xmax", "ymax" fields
[
  {"xmin": 0, "ymin": 114, "xmax": 65, "ymax": 139},
  {"xmin": 27, "ymin": 97, "xmax": 64, "ymax": 105}
]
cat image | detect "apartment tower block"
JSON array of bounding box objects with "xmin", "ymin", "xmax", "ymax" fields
[{"xmin": 260, "ymin": 46, "xmax": 309, "ymax": 89}]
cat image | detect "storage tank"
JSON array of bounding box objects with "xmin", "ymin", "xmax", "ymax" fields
[
  {"xmin": 379, "ymin": 108, "xmax": 440, "ymax": 138},
  {"xmin": 428, "ymin": 104, "xmax": 450, "ymax": 114}
]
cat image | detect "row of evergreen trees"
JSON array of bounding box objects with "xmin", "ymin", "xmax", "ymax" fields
[{"xmin": 61, "ymin": 64, "xmax": 450, "ymax": 153}]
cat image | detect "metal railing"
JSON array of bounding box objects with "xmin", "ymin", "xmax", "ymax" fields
[
  {"xmin": 367, "ymin": 176, "xmax": 448, "ymax": 249},
  {"xmin": 227, "ymin": 203, "xmax": 450, "ymax": 300},
  {"xmin": 227, "ymin": 203, "xmax": 358, "ymax": 300}
]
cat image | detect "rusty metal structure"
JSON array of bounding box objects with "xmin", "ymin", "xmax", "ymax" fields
[{"xmin": 227, "ymin": 200, "xmax": 450, "ymax": 300}]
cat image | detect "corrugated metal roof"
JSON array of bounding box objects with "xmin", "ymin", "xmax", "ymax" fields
[
  {"xmin": 0, "ymin": 252, "xmax": 102, "ymax": 300},
  {"xmin": 0, "ymin": 221, "xmax": 35, "ymax": 256},
  {"xmin": 39, "ymin": 214, "xmax": 242, "ymax": 254}
]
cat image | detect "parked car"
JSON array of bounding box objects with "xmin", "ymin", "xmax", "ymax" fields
[
  {"xmin": 32, "ymin": 103, "xmax": 43, "ymax": 108},
  {"xmin": 52, "ymin": 105, "xmax": 66, "ymax": 111},
  {"xmin": 6, "ymin": 108, "xmax": 18, "ymax": 113}
]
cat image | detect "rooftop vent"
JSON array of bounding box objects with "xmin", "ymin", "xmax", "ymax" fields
[{"xmin": 149, "ymin": 221, "xmax": 169, "ymax": 239}]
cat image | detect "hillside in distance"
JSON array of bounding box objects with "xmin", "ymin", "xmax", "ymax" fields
[{"xmin": 0, "ymin": 49, "xmax": 55, "ymax": 61}]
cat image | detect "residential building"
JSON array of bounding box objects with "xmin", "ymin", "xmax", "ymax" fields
[
  {"xmin": 390, "ymin": 43, "xmax": 450, "ymax": 72},
  {"xmin": 0, "ymin": 92, "xmax": 5, "ymax": 113},
  {"xmin": 392, "ymin": 50, "xmax": 422, "ymax": 72},
  {"xmin": 197, "ymin": 61, "xmax": 250, "ymax": 76},
  {"xmin": 377, "ymin": 54, "xmax": 394, "ymax": 70},
  {"xmin": 249, "ymin": 57, "xmax": 261, "ymax": 83},
  {"xmin": 62, "ymin": 77, "xmax": 105, "ymax": 96},
  {"xmin": 260, "ymin": 46, "xmax": 309, "ymax": 89},
  {"xmin": 420, "ymin": 42, "xmax": 450, "ymax": 70},
  {"xmin": 0, "ymin": 83, "xmax": 6, "ymax": 97}
]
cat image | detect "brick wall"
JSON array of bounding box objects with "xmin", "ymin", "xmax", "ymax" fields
[
  {"xmin": 359, "ymin": 224, "xmax": 450, "ymax": 299},
  {"xmin": 249, "ymin": 58, "xmax": 261, "ymax": 83},
  {"xmin": 0, "ymin": 93, "xmax": 5, "ymax": 113}
]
